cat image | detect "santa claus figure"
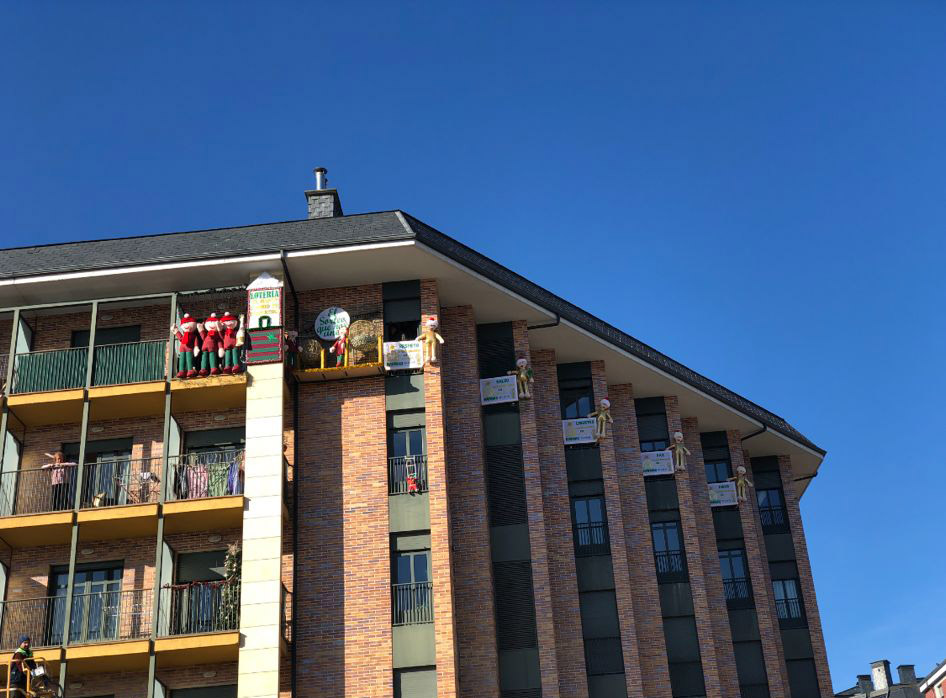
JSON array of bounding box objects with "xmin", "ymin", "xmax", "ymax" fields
[
  {"xmin": 220, "ymin": 311, "xmax": 245, "ymax": 374},
  {"xmin": 329, "ymin": 326, "xmax": 349, "ymax": 367},
  {"xmin": 170, "ymin": 313, "xmax": 201, "ymax": 379},
  {"xmin": 198, "ymin": 313, "xmax": 224, "ymax": 376}
]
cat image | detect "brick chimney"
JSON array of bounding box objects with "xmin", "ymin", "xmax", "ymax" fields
[
  {"xmin": 897, "ymin": 664, "xmax": 917, "ymax": 686},
  {"xmin": 304, "ymin": 167, "xmax": 343, "ymax": 219},
  {"xmin": 857, "ymin": 675, "xmax": 872, "ymax": 694},
  {"xmin": 871, "ymin": 660, "xmax": 892, "ymax": 691}
]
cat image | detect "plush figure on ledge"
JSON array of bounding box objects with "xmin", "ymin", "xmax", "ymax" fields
[
  {"xmin": 508, "ymin": 358, "xmax": 534, "ymax": 399},
  {"xmin": 284, "ymin": 330, "xmax": 299, "ymax": 369},
  {"xmin": 220, "ymin": 312, "xmax": 245, "ymax": 374},
  {"xmin": 666, "ymin": 431, "xmax": 691, "ymax": 472},
  {"xmin": 329, "ymin": 326, "xmax": 349, "ymax": 367},
  {"xmin": 171, "ymin": 313, "xmax": 201, "ymax": 379},
  {"xmin": 198, "ymin": 313, "xmax": 224, "ymax": 376},
  {"xmin": 417, "ymin": 317, "xmax": 445, "ymax": 364},
  {"xmin": 588, "ymin": 398, "xmax": 613, "ymax": 440},
  {"xmin": 729, "ymin": 465, "xmax": 754, "ymax": 503}
]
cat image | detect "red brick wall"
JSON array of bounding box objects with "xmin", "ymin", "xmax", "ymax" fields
[
  {"xmin": 295, "ymin": 374, "xmax": 390, "ymax": 697},
  {"xmin": 778, "ymin": 455, "xmax": 834, "ymax": 697},
  {"xmin": 441, "ymin": 305, "xmax": 499, "ymax": 698},
  {"xmin": 609, "ymin": 385, "xmax": 673, "ymax": 698},
  {"xmin": 531, "ymin": 349, "xmax": 589, "ymax": 698},
  {"xmin": 589, "ymin": 365, "xmax": 645, "ymax": 695},
  {"xmin": 732, "ymin": 434, "xmax": 789, "ymax": 697},
  {"xmin": 27, "ymin": 303, "xmax": 170, "ymax": 353},
  {"xmin": 512, "ymin": 321, "xmax": 561, "ymax": 698}
]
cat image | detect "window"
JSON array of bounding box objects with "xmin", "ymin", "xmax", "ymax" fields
[
  {"xmin": 756, "ymin": 488, "xmax": 788, "ymax": 532},
  {"xmin": 389, "ymin": 427, "xmax": 428, "ymax": 495},
  {"xmin": 572, "ymin": 496, "xmax": 609, "ymax": 556},
  {"xmin": 772, "ymin": 579, "xmax": 805, "ymax": 625},
  {"xmin": 640, "ymin": 439, "xmax": 668, "ymax": 452},
  {"xmin": 560, "ymin": 386, "xmax": 593, "ymax": 420},
  {"xmin": 651, "ymin": 521, "xmax": 686, "ymax": 580},
  {"xmin": 71, "ymin": 325, "xmax": 141, "ymax": 348},
  {"xmin": 384, "ymin": 297, "xmax": 421, "ymax": 342},
  {"xmin": 718, "ymin": 549, "xmax": 752, "ymax": 606},
  {"xmin": 934, "ymin": 683, "xmax": 944, "ymax": 698},
  {"xmin": 704, "ymin": 460, "xmax": 731, "ymax": 484},
  {"xmin": 48, "ymin": 563, "xmax": 123, "ymax": 645},
  {"xmin": 168, "ymin": 550, "xmax": 236, "ymax": 635},
  {"xmin": 392, "ymin": 548, "xmax": 432, "ymax": 625}
]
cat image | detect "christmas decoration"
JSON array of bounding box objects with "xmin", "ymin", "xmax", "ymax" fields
[
  {"xmin": 170, "ymin": 314, "xmax": 201, "ymax": 379},
  {"xmin": 416, "ymin": 316, "xmax": 444, "ymax": 364},
  {"xmin": 220, "ymin": 312, "xmax": 245, "ymax": 374},
  {"xmin": 729, "ymin": 465, "xmax": 754, "ymax": 503},
  {"xmin": 198, "ymin": 313, "xmax": 224, "ymax": 376},
  {"xmin": 218, "ymin": 541, "xmax": 242, "ymax": 628},
  {"xmin": 329, "ymin": 326, "xmax": 349, "ymax": 367},
  {"xmin": 666, "ymin": 431, "xmax": 691, "ymax": 472},
  {"xmin": 507, "ymin": 358, "xmax": 534, "ymax": 399},
  {"xmin": 588, "ymin": 398, "xmax": 613, "ymax": 440}
]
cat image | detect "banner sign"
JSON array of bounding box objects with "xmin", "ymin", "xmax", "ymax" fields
[
  {"xmin": 315, "ymin": 306, "xmax": 350, "ymax": 340},
  {"xmin": 641, "ymin": 450, "xmax": 674, "ymax": 476},
  {"xmin": 562, "ymin": 418, "xmax": 598, "ymax": 445},
  {"xmin": 708, "ymin": 482, "xmax": 738, "ymax": 507},
  {"xmin": 479, "ymin": 375, "xmax": 519, "ymax": 405},
  {"xmin": 383, "ymin": 340, "xmax": 424, "ymax": 371},
  {"xmin": 246, "ymin": 328, "xmax": 284, "ymax": 365},
  {"xmin": 246, "ymin": 272, "xmax": 284, "ymax": 330}
]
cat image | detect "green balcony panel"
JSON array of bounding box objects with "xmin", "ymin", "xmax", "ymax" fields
[
  {"xmin": 13, "ymin": 347, "xmax": 88, "ymax": 394},
  {"xmin": 92, "ymin": 340, "xmax": 167, "ymax": 387}
]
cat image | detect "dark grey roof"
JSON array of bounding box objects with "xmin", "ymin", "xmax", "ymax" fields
[{"xmin": 0, "ymin": 210, "xmax": 823, "ymax": 455}]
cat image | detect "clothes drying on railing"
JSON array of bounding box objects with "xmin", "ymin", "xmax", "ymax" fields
[{"xmin": 173, "ymin": 451, "xmax": 244, "ymax": 499}]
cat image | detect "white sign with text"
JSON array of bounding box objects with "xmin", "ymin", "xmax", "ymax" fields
[
  {"xmin": 479, "ymin": 375, "xmax": 519, "ymax": 405},
  {"xmin": 641, "ymin": 450, "xmax": 674, "ymax": 476},
  {"xmin": 562, "ymin": 418, "xmax": 598, "ymax": 445}
]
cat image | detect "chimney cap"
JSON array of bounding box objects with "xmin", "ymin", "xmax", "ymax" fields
[{"xmin": 313, "ymin": 167, "xmax": 327, "ymax": 174}]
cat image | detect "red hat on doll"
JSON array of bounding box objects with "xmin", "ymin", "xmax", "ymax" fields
[
  {"xmin": 204, "ymin": 312, "xmax": 219, "ymax": 323},
  {"xmin": 180, "ymin": 313, "xmax": 196, "ymax": 326},
  {"xmin": 220, "ymin": 311, "xmax": 237, "ymax": 324}
]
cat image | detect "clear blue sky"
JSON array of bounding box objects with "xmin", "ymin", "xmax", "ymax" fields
[{"xmin": 2, "ymin": 2, "xmax": 944, "ymax": 690}]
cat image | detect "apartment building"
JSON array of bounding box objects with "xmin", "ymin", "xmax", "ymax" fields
[{"xmin": 0, "ymin": 174, "xmax": 832, "ymax": 698}]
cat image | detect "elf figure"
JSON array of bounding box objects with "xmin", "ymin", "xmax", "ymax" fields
[
  {"xmin": 666, "ymin": 431, "xmax": 691, "ymax": 472},
  {"xmin": 416, "ymin": 317, "xmax": 445, "ymax": 364},
  {"xmin": 729, "ymin": 465, "xmax": 754, "ymax": 503},
  {"xmin": 198, "ymin": 313, "xmax": 224, "ymax": 377},
  {"xmin": 220, "ymin": 312, "xmax": 245, "ymax": 374},
  {"xmin": 588, "ymin": 398, "xmax": 613, "ymax": 440},
  {"xmin": 507, "ymin": 358, "xmax": 534, "ymax": 399},
  {"xmin": 329, "ymin": 326, "xmax": 349, "ymax": 367},
  {"xmin": 170, "ymin": 314, "xmax": 201, "ymax": 379}
]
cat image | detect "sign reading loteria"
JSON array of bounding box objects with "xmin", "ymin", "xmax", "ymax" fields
[
  {"xmin": 247, "ymin": 272, "xmax": 284, "ymax": 330},
  {"xmin": 479, "ymin": 375, "xmax": 519, "ymax": 405},
  {"xmin": 641, "ymin": 450, "xmax": 674, "ymax": 476},
  {"xmin": 562, "ymin": 418, "xmax": 598, "ymax": 445},
  {"xmin": 383, "ymin": 341, "xmax": 424, "ymax": 371},
  {"xmin": 708, "ymin": 482, "xmax": 738, "ymax": 507}
]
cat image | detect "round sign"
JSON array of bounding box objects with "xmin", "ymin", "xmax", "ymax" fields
[{"xmin": 314, "ymin": 307, "xmax": 350, "ymax": 340}]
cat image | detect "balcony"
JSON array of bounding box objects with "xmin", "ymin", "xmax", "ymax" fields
[
  {"xmin": 759, "ymin": 504, "xmax": 788, "ymax": 533},
  {"xmin": 654, "ymin": 550, "xmax": 686, "ymax": 581},
  {"xmin": 573, "ymin": 521, "xmax": 610, "ymax": 557},
  {"xmin": 391, "ymin": 582, "xmax": 433, "ymax": 626},
  {"xmin": 163, "ymin": 450, "xmax": 245, "ymax": 534},
  {"xmin": 774, "ymin": 597, "xmax": 806, "ymax": 627},
  {"xmin": 155, "ymin": 581, "xmax": 241, "ymax": 667},
  {"xmin": 722, "ymin": 578, "xmax": 753, "ymax": 608},
  {"xmin": 388, "ymin": 455, "xmax": 428, "ymax": 495},
  {"xmin": 294, "ymin": 334, "xmax": 385, "ymax": 382}
]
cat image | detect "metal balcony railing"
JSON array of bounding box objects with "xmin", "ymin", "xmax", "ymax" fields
[
  {"xmin": 0, "ymin": 589, "xmax": 152, "ymax": 650},
  {"xmin": 167, "ymin": 450, "xmax": 244, "ymax": 501},
  {"xmin": 775, "ymin": 597, "xmax": 804, "ymax": 622},
  {"xmin": 574, "ymin": 521, "xmax": 610, "ymax": 557},
  {"xmin": 80, "ymin": 456, "xmax": 162, "ymax": 508},
  {"xmin": 391, "ymin": 582, "xmax": 433, "ymax": 626},
  {"xmin": 723, "ymin": 578, "xmax": 752, "ymax": 602},
  {"xmin": 0, "ymin": 354, "xmax": 8, "ymax": 391},
  {"xmin": 158, "ymin": 581, "xmax": 241, "ymax": 637},
  {"xmin": 388, "ymin": 455, "xmax": 428, "ymax": 495},
  {"xmin": 654, "ymin": 550, "xmax": 686, "ymax": 578},
  {"xmin": 0, "ymin": 467, "xmax": 76, "ymax": 517},
  {"xmin": 759, "ymin": 504, "xmax": 788, "ymax": 531},
  {"xmin": 12, "ymin": 346, "xmax": 87, "ymax": 394},
  {"xmin": 91, "ymin": 340, "xmax": 168, "ymax": 387}
]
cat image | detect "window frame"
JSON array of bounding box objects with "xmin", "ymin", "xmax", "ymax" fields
[{"xmin": 650, "ymin": 520, "xmax": 687, "ymax": 581}]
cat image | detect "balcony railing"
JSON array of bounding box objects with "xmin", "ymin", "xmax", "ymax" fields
[
  {"xmin": 654, "ymin": 550, "xmax": 686, "ymax": 578},
  {"xmin": 392, "ymin": 582, "xmax": 433, "ymax": 626},
  {"xmin": 158, "ymin": 581, "xmax": 241, "ymax": 636},
  {"xmin": 80, "ymin": 456, "xmax": 162, "ymax": 508},
  {"xmin": 574, "ymin": 521, "xmax": 610, "ymax": 557},
  {"xmin": 91, "ymin": 340, "xmax": 167, "ymax": 387},
  {"xmin": 775, "ymin": 597, "xmax": 804, "ymax": 622},
  {"xmin": 0, "ymin": 466, "xmax": 75, "ymax": 517},
  {"xmin": 723, "ymin": 578, "xmax": 752, "ymax": 603},
  {"xmin": 388, "ymin": 455, "xmax": 428, "ymax": 495},
  {"xmin": 0, "ymin": 589, "xmax": 152, "ymax": 649},
  {"xmin": 12, "ymin": 346, "xmax": 88, "ymax": 394},
  {"xmin": 759, "ymin": 504, "xmax": 788, "ymax": 531},
  {"xmin": 167, "ymin": 450, "xmax": 244, "ymax": 501}
]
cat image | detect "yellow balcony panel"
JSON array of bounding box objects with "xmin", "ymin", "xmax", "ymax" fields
[
  {"xmin": 66, "ymin": 639, "xmax": 150, "ymax": 674},
  {"xmin": 155, "ymin": 632, "xmax": 239, "ymax": 667},
  {"xmin": 77, "ymin": 504, "xmax": 159, "ymax": 540},
  {"xmin": 88, "ymin": 381, "xmax": 166, "ymax": 420},
  {"xmin": 0, "ymin": 511, "xmax": 73, "ymax": 547},
  {"xmin": 293, "ymin": 362, "xmax": 384, "ymax": 382},
  {"xmin": 163, "ymin": 496, "xmax": 244, "ymax": 534},
  {"xmin": 171, "ymin": 374, "xmax": 246, "ymax": 413},
  {"xmin": 6, "ymin": 390, "xmax": 84, "ymax": 427}
]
